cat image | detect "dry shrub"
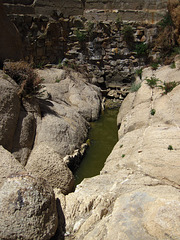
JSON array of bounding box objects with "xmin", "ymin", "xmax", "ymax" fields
[{"xmin": 3, "ymin": 61, "xmax": 42, "ymax": 98}]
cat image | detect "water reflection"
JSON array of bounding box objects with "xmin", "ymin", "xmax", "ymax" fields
[{"xmin": 75, "ymin": 108, "xmax": 118, "ymax": 185}]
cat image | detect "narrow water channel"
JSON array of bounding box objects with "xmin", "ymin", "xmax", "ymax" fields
[{"xmin": 75, "ymin": 108, "xmax": 119, "ymax": 185}]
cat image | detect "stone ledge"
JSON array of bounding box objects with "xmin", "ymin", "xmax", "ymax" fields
[
  {"xmin": 3, "ymin": 3, "xmax": 35, "ymax": 14},
  {"xmin": 84, "ymin": 8, "xmax": 167, "ymax": 23}
]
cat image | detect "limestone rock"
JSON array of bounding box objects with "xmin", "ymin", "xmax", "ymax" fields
[
  {"xmin": 60, "ymin": 65, "xmax": 180, "ymax": 239},
  {"xmin": 36, "ymin": 100, "xmax": 89, "ymax": 157},
  {"xmin": 60, "ymin": 172, "xmax": 180, "ymax": 240},
  {"xmin": 0, "ymin": 174, "xmax": 58, "ymax": 240},
  {"xmin": 38, "ymin": 68, "xmax": 102, "ymax": 121},
  {"xmin": 0, "ymin": 71, "xmax": 20, "ymax": 151},
  {"xmin": 0, "ymin": 0, "xmax": 22, "ymax": 65},
  {"xmin": 12, "ymin": 98, "xmax": 40, "ymax": 166},
  {"xmin": 34, "ymin": 0, "xmax": 83, "ymax": 17},
  {"xmin": 0, "ymin": 146, "xmax": 25, "ymax": 188},
  {"xmin": 26, "ymin": 143, "xmax": 75, "ymax": 194}
]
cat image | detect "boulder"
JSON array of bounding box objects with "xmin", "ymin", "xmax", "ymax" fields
[
  {"xmin": 0, "ymin": 71, "xmax": 20, "ymax": 151},
  {"xmin": 37, "ymin": 68, "xmax": 102, "ymax": 121},
  {"xmin": 12, "ymin": 98, "xmax": 40, "ymax": 166},
  {"xmin": 0, "ymin": 0, "xmax": 22, "ymax": 65},
  {"xmin": 0, "ymin": 146, "xmax": 25, "ymax": 188},
  {"xmin": 0, "ymin": 174, "xmax": 58, "ymax": 240},
  {"xmin": 35, "ymin": 100, "xmax": 89, "ymax": 157},
  {"xmin": 26, "ymin": 143, "xmax": 75, "ymax": 194}
]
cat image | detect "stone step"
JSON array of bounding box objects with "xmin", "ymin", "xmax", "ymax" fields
[
  {"xmin": 3, "ymin": 3, "xmax": 35, "ymax": 14},
  {"xmin": 2, "ymin": 0, "xmax": 34, "ymax": 5}
]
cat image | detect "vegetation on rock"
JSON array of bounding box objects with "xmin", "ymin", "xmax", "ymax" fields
[
  {"xmin": 135, "ymin": 68, "xmax": 143, "ymax": 79},
  {"xmin": 3, "ymin": 61, "xmax": 42, "ymax": 98},
  {"xmin": 130, "ymin": 82, "xmax": 141, "ymax": 92},
  {"xmin": 151, "ymin": 109, "xmax": 156, "ymax": 115},
  {"xmin": 135, "ymin": 42, "xmax": 149, "ymax": 58},
  {"xmin": 145, "ymin": 76, "xmax": 161, "ymax": 88},
  {"xmin": 159, "ymin": 81, "xmax": 179, "ymax": 94},
  {"xmin": 122, "ymin": 25, "xmax": 134, "ymax": 48}
]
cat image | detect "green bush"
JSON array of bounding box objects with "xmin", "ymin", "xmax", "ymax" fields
[
  {"xmin": 172, "ymin": 47, "xmax": 180, "ymax": 56},
  {"xmin": 75, "ymin": 29, "xmax": 87, "ymax": 42},
  {"xmin": 3, "ymin": 61, "xmax": 42, "ymax": 98},
  {"xmin": 170, "ymin": 62, "xmax": 176, "ymax": 69},
  {"xmin": 145, "ymin": 76, "xmax": 161, "ymax": 88},
  {"xmin": 168, "ymin": 145, "xmax": 173, "ymax": 150},
  {"xmin": 55, "ymin": 77, "xmax": 61, "ymax": 83},
  {"xmin": 158, "ymin": 13, "xmax": 173, "ymax": 28},
  {"xmin": 122, "ymin": 25, "xmax": 134, "ymax": 47},
  {"xmin": 86, "ymin": 21, "xmax": 94, "ymax": 35},
  {"xmin": 151, "ymin": 62, "xmax": 159, "ymax": 70},
  {"xmin": 135, "ymin": 68, "xmax": 143, "ymax": 79},
  {"xmin": 130, "ymin": 82, "xmax": 141, "ymax": 92},
  {"xmin": 159, "ymin": 81, "xmax": 179, "ymax": 94},
  {"xmin": 115, "ymin": 16, "xmax": 122, "ymax": 30},
  {"xmin": 151, "ymin": 109, "xmax": 156, "ymax": 115},
  {"xmin": 135, "ymin": 43, "xmax": 148, "ymax": 57}
]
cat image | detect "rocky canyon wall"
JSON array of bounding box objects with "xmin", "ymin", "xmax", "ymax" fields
[
  {"xmin": 0, "ymin": 0, "xmax": 22, "ymax": 65},
  {"xmin": 3, "ymin": 0, "xmax": 168, "ymax": 22},
  {"xmin": 1, "ymin": 0, "xmax": 169, "ymax": 66}
]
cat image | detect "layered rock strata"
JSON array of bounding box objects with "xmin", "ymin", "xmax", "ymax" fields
[{"xmin": 3, "ymin": 0, "xmax": 168, "ymax": 22}]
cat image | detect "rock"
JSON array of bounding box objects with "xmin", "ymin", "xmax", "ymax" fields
[
  {"xmin": 59, "ymin": 65, "xmax": 180, "ymax": 239},
  {"xmin": 0, "ymin": 146, "xmax": 25, "ymax": 188},
  {"xmin": 36, "ymin": 68, "xmax": 67, "ymax": 84},
  {"xmin": 174, "ymin": 54, "xmax": 180, "ymax": 69},
  {"xmin": 107, "ymin": 89, "xmax": 119, "ymax": 98},
  {"xmin": 60, "ymin": 172, "xmax": 180, "ymax": 240},
  {"xmin": 168, "ymin": 0, "xmax": 180, "ymax": 44},
  {"xmin": 0, "ymin": 174, "xmax": 58, "ymax": 240},
  {"xmin": 0, "ymin": 71, "xmax": 20, "ymax": 151},
  {"xmin": 0, "ymin": 0, "xmax": 22, "ymax": 65},
  {"xmin": 35, "ymin": 100, "xmax": 89, "ymax": 157},
  {"xmin": 26, "ymin": 143, "xmax": 75, "ymax": 194},
  {"xmin": 12, "ymin": 98, "xmax": 40, "ymax": 166},
  {"xmin": 34, "ymin": 0, "xmax": 83, "ymax": 17},
  {"xmin": 38, "ymin": 68, "xmax": 102, "ymax": 121}
]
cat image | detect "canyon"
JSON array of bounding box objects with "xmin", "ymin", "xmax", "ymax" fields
[{"xmin": 0, "ymin": 0, "xmax": 180, "ymax": 239}]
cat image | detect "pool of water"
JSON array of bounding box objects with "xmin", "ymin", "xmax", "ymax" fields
[{"xmin": 75, "ymin": 108, "xmax": 119, "ymax": 185}]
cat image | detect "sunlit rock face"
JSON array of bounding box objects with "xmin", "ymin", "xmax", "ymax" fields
[{"xmin": 59, "ymin": 65, "xmax": 180, "ymax": 240}]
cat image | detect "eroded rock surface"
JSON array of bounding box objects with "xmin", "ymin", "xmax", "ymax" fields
[
  {"xmin": 0, "ymin": 71, "xmax": 20, "ymax": 151},
  {"xmin": 59, "ymin": 65, "xmax": 180, "ymax": 239},
  {"xmin": 37, "ymin": 68, "xmax": 102, "ymax": 121},
  {"xmin": 0, "ymin": 67, "xmax": 101, "ymax": 194},
  {"xmin": 26, "ymin": 143, "xmax": 75, "ymax": 194},
  {"xmin": 0, "ymin": 174, "xmax": 58, "ymax": 240},
  {"xmin": 0, "ymin": 146, "xmax": 25, "ymax": 188}
]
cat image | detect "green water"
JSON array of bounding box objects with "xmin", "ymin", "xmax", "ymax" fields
[{"xmin": 75, "ymin": 108, "xmax": 119, "ymax": 185}]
